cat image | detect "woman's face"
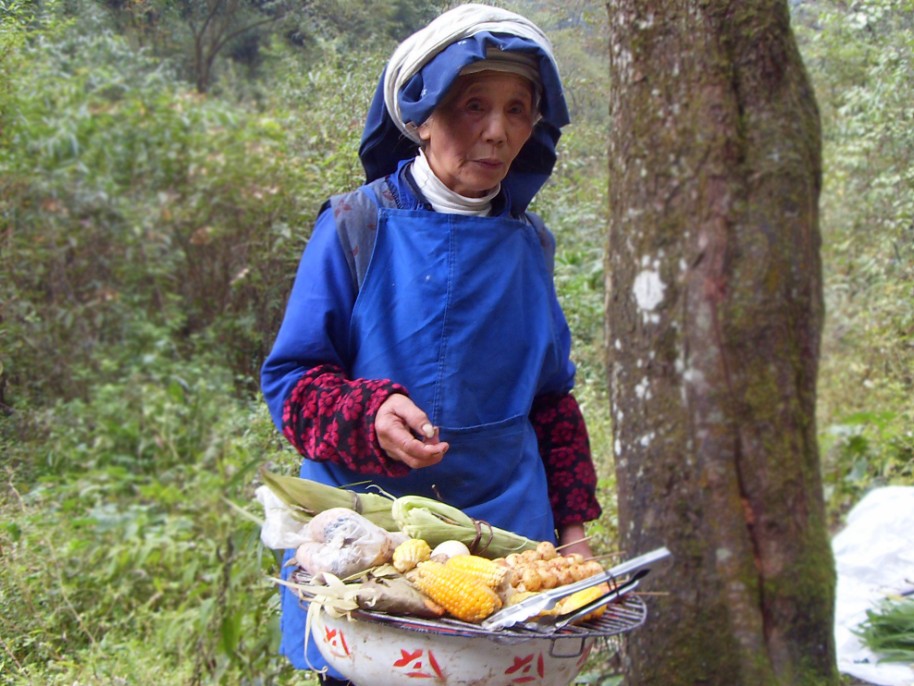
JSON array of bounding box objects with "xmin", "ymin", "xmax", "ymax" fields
[{"xmin": 418, "ymin": 72, "xmax": 536, "ymax": 198}]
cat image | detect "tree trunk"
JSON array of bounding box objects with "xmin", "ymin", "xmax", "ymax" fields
[{"xmin": 606, "ymin": 2, "xmax": 839, "ymax": 684}]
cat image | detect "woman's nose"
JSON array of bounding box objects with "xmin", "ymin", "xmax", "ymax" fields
[{"xmin": 483, "ymin": 112, "xmax": 508, "ymax": 143}]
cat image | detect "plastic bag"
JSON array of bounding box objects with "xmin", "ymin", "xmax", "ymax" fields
[
  {"xmin": 833, "ymin": 486, "xmax": 914, "ymax": 686},
  {"xmin": 294, "ymin": 507, "xmax": 408, "ymax": 578},
  {"xmin": 256, "ymin": 484, "xmax": 311, "ymax": 550}
]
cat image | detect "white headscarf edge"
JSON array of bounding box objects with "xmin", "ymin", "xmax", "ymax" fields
[{"xmin": 382, "ymin": 4, "xmax": 558, "ymax": 143}]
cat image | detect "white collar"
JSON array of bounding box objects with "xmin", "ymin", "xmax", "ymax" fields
[{"xmin": 411, "ymin": 150, "xmax": 499, "ymax": 216}]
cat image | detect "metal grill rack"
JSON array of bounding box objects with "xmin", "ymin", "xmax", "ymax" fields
[
  {"xmin": 350, "ymin": 592, "xmax": 647, "ymax": 641},
  {"xmin": 289, "ymin": 566, "xmax": 647, "ymax": 654}
]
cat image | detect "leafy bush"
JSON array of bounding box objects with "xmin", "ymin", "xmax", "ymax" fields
[
  {"xmin": 0, "ymin": 10, "xmax": 333, "ymax": 407},
  {"xmin": 820, "ymin": 410, "xmax": 914, "ymax": 518},
  {"xmin": 0, "ymin": 6, "xmax": 365, "ymax": 682},
  {"xmin": 0, "ymin": 331, "xmax": 303, "ymax": 684},
  {"xmin": 795, "ymin": 0, "xmax": 914, "ymax": 522}
]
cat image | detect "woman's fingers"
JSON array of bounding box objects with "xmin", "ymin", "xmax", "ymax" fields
[{"xmin": 376, "ymin": 394, "xmax": 449, "ymax": 469}]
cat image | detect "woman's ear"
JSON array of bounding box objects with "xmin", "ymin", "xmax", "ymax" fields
[{"xmin": 417, "ymin": 120, "xmax": 432, "ymax": 143}]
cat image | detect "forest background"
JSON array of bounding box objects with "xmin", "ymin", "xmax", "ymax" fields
[{"xmin": 1, "ymin": 0, "xmax": 911, "ymax": 684}]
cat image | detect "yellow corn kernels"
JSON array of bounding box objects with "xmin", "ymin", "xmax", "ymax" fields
[
  {"xmin": 506, "ymin": 590, "xmax": 539, "ymax": 606},
  {"xmin": 445, "ymin": 554, "xmax": 511, "ymax": 590},
  {"xmin": 392, "ymin": 538, "xmax": 432, "ymax": 573},
  {"xmin": 555, "ymin": 582, "xmax": 611, "ymax": 623},
  {"xmin": 410, "ymin": 560, "xmax": 502, "ymax": 623}
]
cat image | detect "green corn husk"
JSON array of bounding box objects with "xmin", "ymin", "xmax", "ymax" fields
[
  {"xmin": 259, "ymin": 468, "xmax": 398, "ymax": 531},
  {"xmin": 391, "ymin": 494, "xmax": 538, "ymax": 559},
  {"xmin": 857, "ymin": 595, "xmax": 914, "ymax": 664}
]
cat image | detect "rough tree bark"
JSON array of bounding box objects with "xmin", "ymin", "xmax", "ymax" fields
[{"xmin": 606, "ymin": 2, "xmax": 839, "ymax": 684}]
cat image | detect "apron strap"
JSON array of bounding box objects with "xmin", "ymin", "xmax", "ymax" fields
[
  {"xmin": 330, "ymin": 179, "xmax": 556, "ymax": 290},
  {"xmin": 329, "ymin": 178, "xmax": 398, "ymax": 291},
  {"xmin": 524, "ymin": 210, "xmax": 556, "ymax": 276}
]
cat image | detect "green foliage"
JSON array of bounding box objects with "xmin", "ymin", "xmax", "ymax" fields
[
  {"xmin": 0, "ymin": 4, "xmax": 372, "ymax": 681},
  {"xmin": 0, "ymin": 1, "xmax": 32, "ymax": 93},
  {"xmin": 0, "ymin": 336, "xmax": 300, "ymax": 684},
  {"xmin": 795, "ymin": 0, "xmax": 914, "ymax": 522},
  {"xmin": 820, "ymin": 410, "xmax": 914, "ymax": 517},
  {"xmin": 0, "ymin": 10, "xmax": 343, "ymax": 405},
  {"xmin": 856, "ymin": 595, "xmax": 914, "ymax": 664},
  {"xmin": 539, "ymin": 120, "xmax": 610, "ymax": 388},
  {"xmin": 306, "ymin": 0, "xmax": 442, "ymax": 47},
  {"xmin": 95, "ymin": 0, "xmax": 442, "ymax": 93}
]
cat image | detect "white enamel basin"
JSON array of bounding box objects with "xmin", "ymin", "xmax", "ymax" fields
[{"xmin": 310, "ymin": 606, "xmax": 594, "ymax": 686}]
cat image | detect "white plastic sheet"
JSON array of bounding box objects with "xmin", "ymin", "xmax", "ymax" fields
[{"xmin": 833, "ymin": 486, "xmax": 914, "ymax": 686}]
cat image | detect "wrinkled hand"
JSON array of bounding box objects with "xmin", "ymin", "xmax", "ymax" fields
[{"xmin": 376, "ymin": 394, "xmax": 449, "ymax": 469}]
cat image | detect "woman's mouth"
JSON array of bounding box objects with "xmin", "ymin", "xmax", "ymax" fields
[{"xmin": 473, "ymin": 158, "xmax": 504, "ymax": 169}]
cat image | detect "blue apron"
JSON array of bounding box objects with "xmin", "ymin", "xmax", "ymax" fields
[{"xmin": 282, "ymin": 195, "xmax": 564, "ymax": 675}]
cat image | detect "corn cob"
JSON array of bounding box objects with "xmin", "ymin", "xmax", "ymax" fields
[
  {"xmin": 555, "ymin": 582, "xmax": 611, "ymax": 623},
  {"xmin": 259, "ymin": 468, "xmax": 398, "ymax": 531},
  {"xmin": 391, "ymin": 495, "xmax": 537, "ymax": 558},
  {"xmin": 410, "ymin": 561, "xmax": 502, "ymax": 623},
  {"xmin": 445, "ymin": 555, "xmax": 511, "ymax": 590},
  {"xmin": 502, "ymin": 590, "xmax": 561, "ymax": 618},
  {"xmin": 392, "ymin": 538, "xmax": 432, "ymax": 573},
  {"xmin": 506, "ymin": 590, "xmax": 539, "ymax": 605}
]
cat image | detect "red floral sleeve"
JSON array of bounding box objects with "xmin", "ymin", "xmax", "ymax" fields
[
  {"xmin": 281, "ymin": 363, "xmax": 411, "ymax": 477},
  {"xmin": 530, "ymin": 393, "xmax": 602, "ymax": 527}
]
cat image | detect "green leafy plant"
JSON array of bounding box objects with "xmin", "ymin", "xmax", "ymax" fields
[
  {"xmin": 821, "ymin": 410, "xmax": 914, "ymax": 520},
  {"xmin": 857, "ymin": 595, "xmax": 914, "ymax": 664},
  {"xmin": 0, "ymin": 344, "xmax": 304, "ymax": 683},
  {"xmin": 795, "ymin": 0, "xmax": 914, "ymax": 524}
]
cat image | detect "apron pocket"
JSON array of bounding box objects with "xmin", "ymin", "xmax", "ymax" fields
[{"xmin": 426, "ymin": 414, "xmax": 531, "ymax": 508}]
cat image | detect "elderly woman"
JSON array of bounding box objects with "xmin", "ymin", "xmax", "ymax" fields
[{"xmin": 261, "ymin": 4, "xmax": 602, "ymax": 682}]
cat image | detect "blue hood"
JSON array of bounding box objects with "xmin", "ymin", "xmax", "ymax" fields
[{"xmin": 359, "ymin": 31, "xmax": 571, "ymax": 213}]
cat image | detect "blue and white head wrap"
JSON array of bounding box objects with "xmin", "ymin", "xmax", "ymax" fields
[{"xmin": 359, "ymin": 4, "xmax": 571, "ymax": 213}]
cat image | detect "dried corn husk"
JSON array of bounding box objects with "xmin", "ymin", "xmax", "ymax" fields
[
  {"xmin": 259, "ymin": 468, "xmax": 398, "ymax": 531},
  {"xmin": 355, "ymin": 577, "xmax": 446, "ymax": 619},
  {"xmin": 276, "ymin": 572, "xmax": 361, "ymax": 618},
  {"xmin": 277, "ymin": 567, "xmax": 444, "ymax": 619},
  {"xmin": 391, "ymin": 495, "xmax": 537, "ymax": 559}
]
